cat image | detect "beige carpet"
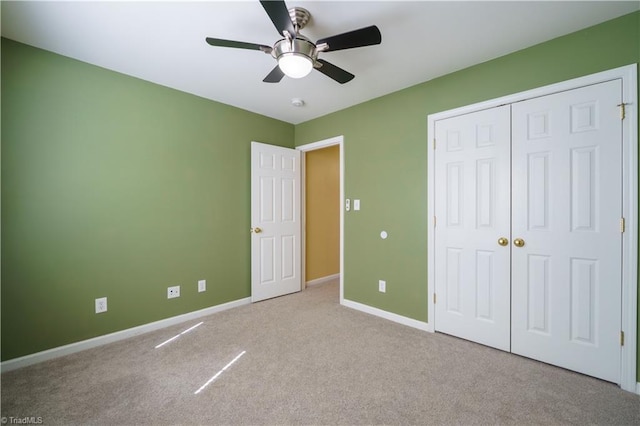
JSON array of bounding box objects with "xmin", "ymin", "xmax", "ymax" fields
[{"xmin": 1, "ymin": 279, "xmax": 639, "ymax": 425}]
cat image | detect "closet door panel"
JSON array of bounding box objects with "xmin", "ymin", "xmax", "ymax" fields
[
  {"xmin": 511, "ymin": 80, "xmax": 622, "ymax": 383},
  {"xmin": 434, "ymin": 105, "xmax": 511, "ymax": 351}
]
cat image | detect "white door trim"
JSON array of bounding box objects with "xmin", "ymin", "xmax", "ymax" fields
[
  {"xmin": 297, "ymin": 136, "xmax": 345, "ymax": 303},
  {"xmin": 427, "ymin": 64, "xmax": 638, "ymax": 392}
]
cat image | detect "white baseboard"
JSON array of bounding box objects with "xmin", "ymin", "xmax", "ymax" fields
[
  {"xmin": 306, "ymin": 273, "xmax": 340, "ymax": 287},
  {"xmin": 0, "ymin": 297, "xmax": 251, "ymax": 373},
  {"xmin": 342, "ymin": 299, "xmax": 433, "ymax": 332}
]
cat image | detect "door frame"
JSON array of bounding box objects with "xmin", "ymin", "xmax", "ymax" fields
[
  {"xmin": 426, "ymin": 64, "xmax": 638, "ymax": 392},
  {"xmin": 297, "ymin": 136, "xmax": 345, "ymax": 303}
]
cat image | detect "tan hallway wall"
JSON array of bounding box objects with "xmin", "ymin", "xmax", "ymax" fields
[{"xmin": 305, "ymin": 145, "xmax": 340, "ymax": 282}]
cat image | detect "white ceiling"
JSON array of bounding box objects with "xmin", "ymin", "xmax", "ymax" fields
[{"xmin": 3, "ymin": 1, "xmax": 638, "ymax": 124}]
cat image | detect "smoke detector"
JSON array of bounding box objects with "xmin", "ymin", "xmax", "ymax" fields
[{"xmin": 291, "ymin": 98, "xmax": 305, "ymax": 107}]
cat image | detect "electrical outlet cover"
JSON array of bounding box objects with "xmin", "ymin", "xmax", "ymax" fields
[
  {"xmin": 198, "ymin": 279, "xmax": 206, "ymax": 292},
  {"xmin": 167, "ymin": 285, "xmax": 180, "ymax": 299},
  {"xmin": 95, "ymin": 297, "xmax": 107, "ymax": 314}
]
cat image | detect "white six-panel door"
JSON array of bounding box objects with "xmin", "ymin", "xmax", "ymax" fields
[
  {"xmin": 511, "ymin": 80, "xmax": 622, "ymax": 383},
  {"xmin": 433, "ymin": 80, "xmax": 623, "ymax": 383},
  {"xmin": 251, "ymin": 142, "xmax": 301, "ymax": 302},
  {"xmin": 434, "ymin": 106, "xmax": 512, "ymax": 351}
]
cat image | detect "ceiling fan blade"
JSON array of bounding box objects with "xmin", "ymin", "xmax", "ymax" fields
[
  {"xmin": 316, "ymin": 25, "xmax": 382, "ymax": 52},
  {"xmin": 315, "ymin": 59, "xmax": 355, "ymax": 84},
  {"xmin": 206, "ymin": 37, "xmax": 272, "ymax": 53},
  {"xmin": 263, "ymin": 65, "xmax": 285, "ymax": 83},
  {"xmin": 260, "ymin": 0, "xmax": 296, "ymax": 37}
]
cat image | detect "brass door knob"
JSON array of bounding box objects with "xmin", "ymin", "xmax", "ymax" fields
[
  {"xmin": 251, "ymin": 227, "xmax": 262, "ymax": 234},
  {"xmin": 498, "ymin": 237, "xmax": 509, "ymax": 246},
  {"xmin": 514, "ymin": 238, "xmax": 525, "ymax": 247}
]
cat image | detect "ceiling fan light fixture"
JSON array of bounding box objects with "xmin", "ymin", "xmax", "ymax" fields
[
  {"xmin": 273, "ymin": 36, "xmax": 316, "ymax": 79},
  {"xmin": 278, "ymin": 53, "xmax": 313, "ymax": 78}
]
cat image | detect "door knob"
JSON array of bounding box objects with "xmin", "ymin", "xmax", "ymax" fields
[
  {"xmin": 251, "ymin": 227, "xmax": 262, "ymax": 234},
  {"xmin": 514, "ymin": 238, "xmax": 525, "ymax": 247},
  {"xmin": 498, "ymin": 237, "xmax": 509, "ymax": 246}
]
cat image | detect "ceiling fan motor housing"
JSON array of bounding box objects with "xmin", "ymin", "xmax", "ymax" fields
[
  {"xmin": 272, "ymin": 7, "xmax": 316, "ymax": 63},
  {"xmin": 272, "ymin": 36, "xmax": 317, "ymax": 63}
]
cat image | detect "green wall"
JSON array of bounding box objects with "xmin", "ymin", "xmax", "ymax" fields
[
  {"xmin": 1, "ymin": 38, "xmax": 294, "ymax": 360},
  {"xmin": 295, "ymin": 11, "xmax": 640, "ymax": 378}
]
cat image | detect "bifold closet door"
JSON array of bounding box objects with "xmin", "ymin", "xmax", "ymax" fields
[
  {"xmin": 434, "ymin": 105, "xmax": 511, "ymax": 351},
  {"xmin": 510, "ymin": 80, "xmax": 622, "ymax": 383}
]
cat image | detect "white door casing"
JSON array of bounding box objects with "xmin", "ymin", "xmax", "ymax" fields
[
  {"xmin": 296, "ymin": 136, "xmax": 345, "ymax": 304},
  {"xmin": 511, "ymin": 80, "xmax": 622, "ymax": 383},
  {"xmin": 434, "ymin": 105, "xmax": 512, "ymax": 351},
  {"xmin": 251, "ymin": 142, "xmax": 301, "ymax": 302}
]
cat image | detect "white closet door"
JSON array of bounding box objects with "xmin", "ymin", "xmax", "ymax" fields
[
  {"xmin": 434, "ymin": 106, "xmax": 511, "ymax": 351},
  {"xmin": 511, "ymin": 80, "xmax": 622, "ymax": 383}
]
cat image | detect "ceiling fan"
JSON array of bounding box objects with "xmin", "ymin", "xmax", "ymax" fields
[{"xmin": 205, "ymin": 0, "xmax": 382, "ymax": 84}]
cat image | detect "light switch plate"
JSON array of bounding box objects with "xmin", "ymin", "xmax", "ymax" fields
[{"xmin": 354, "ymin": 199, "xmax": 360, "ymax": 211}]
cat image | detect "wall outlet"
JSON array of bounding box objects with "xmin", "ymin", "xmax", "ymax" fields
[
  {"xmin": 95, "ymin": 297, "xmax": 107, "ymax": 314},
  {"xmin": 198, "ymin": 279, "xmax": 206, "ymax": 293},
  {"xmin": 379, "ymin": 280, "xmax": 386, "ymax": 293},
  {"xmin": 167, "ymin": 285, "xmax": 180, "ymax": 299}
]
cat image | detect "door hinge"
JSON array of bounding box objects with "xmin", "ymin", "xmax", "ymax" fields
[
  {"xmin": 620, "ymin": 331, "xmax": 625, "ymax": 346},
  {"xmin": 433, "ymin": 293, "xmax": 436, "ymax": 304},
  {"xmin": 433, "ymin": 138, "xmax": 436, "ymax": 150},
  {"xmin": 434, "ymin": 216, "xmax": 436, "ymax": 227},
  {"xmin": 620, "ymin": 217, "xmax": 625, "ymax": 233},
  {"xmin": 617, "ymin": 103, "xmax": 627, "ymax": 120}
]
